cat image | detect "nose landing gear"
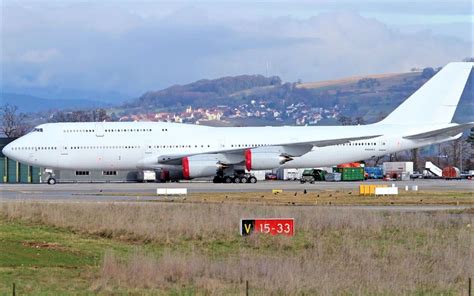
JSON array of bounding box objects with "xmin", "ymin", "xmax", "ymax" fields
[{"xmin": 44, "ymin": 169, "xmax": 57, "ymax": 185}]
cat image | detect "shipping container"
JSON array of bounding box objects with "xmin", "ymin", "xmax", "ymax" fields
[
  {"xmin": 334, "ymin": 167, "xmax": 365, "ymax": 181},
  {"xmin": 249, "ymin": 170, "xmax": 269, "ymax": 181},
  {"xmin": 442, "ymin": 167, "xmax": 461, "ymax": 179},
  {"xmin": 325, "ymin": 172, "xmax": 342, "ymax": 182},
  {"xmin": 137, "ymin": 170, "xmax": 156, "ymax": 182},
  {"xmin": 337, "ymin": 162, "xmax": 362, "ymax": 168},
  {"xmin": 364, "ymin": 167, "xmax": 383, "ymax": 179},
  {"xmin": 383, "ymin": 162, "xmax": 414, "ymax": 175},
  {"xmin": 275, "ymin": 168, "xmax": 304, "ymax": 180}
]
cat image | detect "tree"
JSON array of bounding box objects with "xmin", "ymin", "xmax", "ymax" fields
[
  {"xmin": 357, "ymin": 78, "xmax": 380, "ymax": 89},
  {"xmin": 354, "ymin": 116, "xmax": 366, "ymax": 125},
  {"xmin": 421, "ymin": 67, "xmax": 435, "ymax": 79},
  {"xmin": 462, "ymin": 57, "xmax": 474, "ymax": 62},
  {"xmin": 410, "ymin": 148, "xmax": 419, "ymax": 172},
  {"xmin": 338, "ymin": 115, "xmax": 353, "ymax": 126},
  {"xmin": 0, "ymin": 104, "xmax": 29, "ymax": 138},
  {"xmin": 444, "ymin": 137, "xmax": 471, "ymax": 170}
]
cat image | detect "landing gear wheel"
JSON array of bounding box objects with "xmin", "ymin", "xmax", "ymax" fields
[
  {"xmin": 233, "ymin": 177, "xmax": 241, "ymax": 183},
  {"xmin": 240, "ymin": 177, "xmax": 248, "ymax": 183},
  {"xmin": 248, "ymin": 176, "xmax": 257, "ymax": 183},
  {"xmin": 213, "ymin": 176, "xmax": 222, "ymax": 183},
  {"xmin": 224, "ymin": 176, "xmax": 233, "ymax": 184},
  {"xmin": 47, "ymin": 178, "xmax": 56, "ymax": 185}
]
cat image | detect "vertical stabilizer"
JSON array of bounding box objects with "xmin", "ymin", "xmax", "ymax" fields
[{"xmin": 379, "ymin": 62, "xmax": 473, "ymax": 125}]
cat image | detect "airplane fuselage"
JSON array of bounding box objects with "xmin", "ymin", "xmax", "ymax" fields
[{"xmin": 4, "ymin": 121, "xmax": 454, "ymax": 171}]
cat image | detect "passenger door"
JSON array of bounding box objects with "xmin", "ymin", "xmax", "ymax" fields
[{"xmin": 95, "ymin": 123, "xmax": 104, "ymax": 137}]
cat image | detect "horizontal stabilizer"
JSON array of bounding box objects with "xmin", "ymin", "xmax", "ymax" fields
[{"xmin": 403, "ymin": 122, "xmax": 474, "ymax": 140}]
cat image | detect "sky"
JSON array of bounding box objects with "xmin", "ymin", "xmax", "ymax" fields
[{"xmin": 1, "ymin": 0, "xmax": 473, "ymax": 101}]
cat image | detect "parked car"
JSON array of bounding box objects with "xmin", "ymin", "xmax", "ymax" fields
[
  {"xmin": 265, "ymin": 173, "xmax": 278, "ymax": 180},
  {"xmin": 410, "ymin": 171, "xmax": 424, "ymax": 179}
]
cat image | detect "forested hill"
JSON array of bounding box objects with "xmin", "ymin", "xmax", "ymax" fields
[
  {"xmin": 124, "ymin": 67, "xmax": 473, "ymax": 124},
  {"xmin": 133, "ymin": 75, "xmax": 282, "ymax": 109}
]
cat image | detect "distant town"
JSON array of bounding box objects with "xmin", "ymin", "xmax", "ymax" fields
[{"xmin": 117, "ymin": 101, "xmax": 340, "ymax": 126}]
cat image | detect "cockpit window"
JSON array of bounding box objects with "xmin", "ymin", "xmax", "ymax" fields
[{"xmin": 33, "ymin": 127, "xmax": 43, "ymax": 132}]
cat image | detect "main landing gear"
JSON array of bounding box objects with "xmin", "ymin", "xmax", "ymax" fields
[{"xmin": 213, "ymin": 170, "xmax": 257, "ymax": 184}]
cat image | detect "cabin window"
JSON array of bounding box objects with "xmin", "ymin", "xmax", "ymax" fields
[
  {"xmin": 75, "ymin": 171, "xmax": 90, "ymax": 176},
  {"xmin": 102, "ymin": 171, "xmax": 117, "ymax": 176}
]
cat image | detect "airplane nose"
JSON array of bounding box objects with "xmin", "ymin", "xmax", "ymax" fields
[{"xmin": 2, "ymin": 142, "xmax": 12, "ymax": 158}]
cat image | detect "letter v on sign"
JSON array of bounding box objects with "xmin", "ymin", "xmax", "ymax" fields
[{"xmin": 244, "ymin": 224, "xmax": 251, "ymax": 234}]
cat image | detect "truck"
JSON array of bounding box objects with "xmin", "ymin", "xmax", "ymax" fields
[
  {"xmin": 383, "ymin": 162, "xmax": 414, "ymax": 180},
  {"xmin": 137, "ymin": 170, "xmax": 156, "ymax": 182},
  {"xmin": 300, "ymin": 169, "xmax": 326, "ymax": 183}
]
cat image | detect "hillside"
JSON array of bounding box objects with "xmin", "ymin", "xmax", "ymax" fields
[
  {"xmin": 121, "ymin": 67, "xmax": 473, "ymax": 125},
  {"xmin": 133, "ymin": 75, "xmax": 282, "ymax": 110}
]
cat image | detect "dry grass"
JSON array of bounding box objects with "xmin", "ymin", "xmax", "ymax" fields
[
  {"xmin": 78, "ymin": 189, "xmax": 474, "ymax": 206},
  {"xmin": 185, "ymin": 190, "xmax": 474, "ymax": 206},
  {"xmin": 1, "ymin": 201, "xmax": 473, "ymax": 295},
  {"xmin": 296, "ymin": 72, "xmax": 404, "ymax": 89}
]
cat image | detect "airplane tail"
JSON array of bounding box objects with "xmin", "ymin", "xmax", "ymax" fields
[{"xmin": 378, "ymin": 62, "xmax": 473, "ymax": 125}]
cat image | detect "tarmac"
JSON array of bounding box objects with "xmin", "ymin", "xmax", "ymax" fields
[{"xmin": 1, "ymin": 179, "xmax": 473, "ymax": 212}]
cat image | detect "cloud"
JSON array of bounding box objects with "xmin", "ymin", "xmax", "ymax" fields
[
  {"xmin": 1, "ymin": 2, "xmax": 472, "ymax": 99},
  {"xmin": 18, "ymin": 48, "xmax": 61, "ymax": 64}
]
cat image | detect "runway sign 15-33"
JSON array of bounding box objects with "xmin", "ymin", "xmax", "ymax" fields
[{"xmin": 240, "ymin": 218, "xmax": 294, "ymax": 236}]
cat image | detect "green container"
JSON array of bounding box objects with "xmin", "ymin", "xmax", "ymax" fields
[{"xmin": 334, "ymin": 167, "xmax": 365, "ymax": 181}]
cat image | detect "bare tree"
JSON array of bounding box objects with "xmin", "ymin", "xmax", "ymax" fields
[
  {"xmin": 0, "ymin": 104, "xmax": 29, "ymax": 137},
  {"xmin": 410, "ymin": 148, "xmax": 419, "ymax": 171},
  {"xmin": 467, "ymin": 128, "xmax": 474, "ymax": 170},
  {"xmin": 444, "ymin": 137, "xmax": 471, "ymax": 170}
]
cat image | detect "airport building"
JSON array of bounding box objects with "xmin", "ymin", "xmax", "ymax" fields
[
  {"xmin": 1, "ymin": 138, "xmax": 140, "ymax": 183},
  {"xmin": 1, "ymin": 138, "xmax": 41, "ymax": 183}
]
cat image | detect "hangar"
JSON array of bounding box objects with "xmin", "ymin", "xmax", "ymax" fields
[{"xmin": 1, "ymin": 138, "xmax": 41, "ymax": 183}]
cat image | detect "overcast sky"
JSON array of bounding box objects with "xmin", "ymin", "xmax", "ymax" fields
[{"xmin": 1, "ymin": 0, "xmax": 472, "ymax": 99}]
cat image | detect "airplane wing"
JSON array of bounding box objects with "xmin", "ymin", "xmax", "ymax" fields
[
  {"xmin": 403, "ymin": 122, "xmax": 474, "ymax": 140},
  {"xmin": 157, "ymin": 134, "xmax": 382, "ymax": 164}
]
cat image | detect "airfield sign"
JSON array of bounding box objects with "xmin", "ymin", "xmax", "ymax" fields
[{"xmin": 240, "ymin": 218, "xmax": 294, "ymax": 236}]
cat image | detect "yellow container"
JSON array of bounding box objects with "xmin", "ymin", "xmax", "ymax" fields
[
  {"xmin": 272, "ymin": 189, "xmax": 283, "ymax": 194},
  {"xmin": 369, "ymin": 185, "xmax": 376, "ymax": 194},
  {"xmin": 360, "ymin": 184, "xmax": 390, "ymax": 196},
  {"xmin": 359, "ymin": 185, "xmax": 369, "ymax": 195}
]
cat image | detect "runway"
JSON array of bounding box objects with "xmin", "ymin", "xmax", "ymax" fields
[{"xmin": 1, "ymin": 179, "xmax": 472, "ymax": 212}]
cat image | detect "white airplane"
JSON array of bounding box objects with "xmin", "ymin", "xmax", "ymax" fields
[{"xmin": 3, "ymin": 62, "xmax": 473, "ymax": 184}]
